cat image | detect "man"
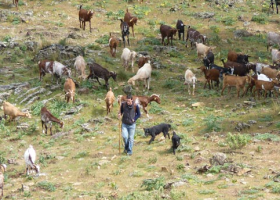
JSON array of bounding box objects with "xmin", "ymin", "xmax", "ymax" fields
[{"xmin": 118, "ymin": 95, "xmax": 141, "ymax": 156}]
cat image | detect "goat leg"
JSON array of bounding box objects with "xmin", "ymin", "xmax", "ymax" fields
[
  {"xmin": 89, "ymin": 20, "xmax": 91, "ymax": 33},
  {"xmin": 127, "ymin": 36, "xmax": 130, "ymax": 46}
]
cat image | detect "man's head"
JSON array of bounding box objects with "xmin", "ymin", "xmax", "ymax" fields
[{"xmin": 126, "ymin": 95, "xmax": 133, "ymax": 105}]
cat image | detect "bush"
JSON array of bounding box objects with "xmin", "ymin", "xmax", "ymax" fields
[
  {"xmin": 163, "ymin": 79, "xmax": 181, "ymax": 89},
  {"xmin": 251, "ymin": 13, "xmax": 268, "ymax": 24},
  {"xmin": 226, "ymin": 132, "xmax": 251, "ymax": 150},
  {"xmin": 95, "ymin": 35, "xmax": 110, "ymax": 44},
  {"xmin": 37, "ymin": 181, "xmax": 56, "ymax": 192},
  {"xmin": 141, "ymin": 177, "xmax": 165, "ymax": 191},
  {"xmin": 203, "ymin": 115, "xmax": 223, "ymax": 132}
]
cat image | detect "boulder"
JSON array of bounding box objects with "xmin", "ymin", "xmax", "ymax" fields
[{"xmin": 209, "ymin": 152, "xmax": 227, "ymax": 166}]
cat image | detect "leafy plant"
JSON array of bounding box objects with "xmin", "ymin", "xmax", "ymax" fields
[
  {"xmin": 226, "ymin": 132, "xmax": 251, "ymax": 150},
  {"xmin": 95, "ymin": 35, "xmax": 110, "ymax": 44},
  {"xmin": 37, "ymin": 181, "xmax": 56, "ymax": 192},
  {"xmin": 203, "ymin": 115, "xmax": 223, "ymax": 133},
  {"xmin": 141, "ymin": 177, "xmax": 165, "ymax": 191},
  {"xmin": 251, "ymin": 13, "xmax": 268, "ymax": 24}
]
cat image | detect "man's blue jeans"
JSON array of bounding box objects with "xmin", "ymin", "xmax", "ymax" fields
[{"xmin": 122, "ymin": 123, "xmax": 136, "ymax": 155}]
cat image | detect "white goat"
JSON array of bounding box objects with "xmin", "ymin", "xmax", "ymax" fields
[
  {"xmin": 184, "ymin": 69, "xmax": 197, "ymax": 95},
  {"xmin": 271, "ymin": 48, "xmax": 280, "ymax": 66},
  {"xmin": 256, "ymin": 63, "xmax": 271, "ymax": 74},
  {"xmin": 267, "ymin": 32, "xmax": 280, "ymax": 50},
  {"xmin": 0, "ymin": 164, "xmax": 6, "ymax": 198},
  {"xmin": 121, "ymin": 48, "xmax": 137, "ymax": 72},
  {"xmin": 24, "ymin": 145, "xmax": 40, "ymax": 176},
  {"xmin": 53, "ymin": 61, "xmax": 71, "ymax": 84},
  {"xmin": 74, "ymin": 55, "xmax": 86, "ymax": 80},
  {"xmin": 128, "ymin": 62, "xmax": 152, "ymax": 90},
  {"xmin": 195, "ymin": 42, "xmax": 215, "ymax": 58}
]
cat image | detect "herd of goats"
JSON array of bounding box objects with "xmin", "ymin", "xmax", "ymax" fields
[{"xmin": 2, "ymin": 0, "xmax": 280, "ymax": 197}]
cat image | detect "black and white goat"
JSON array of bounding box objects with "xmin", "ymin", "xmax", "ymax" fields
[
  {"xmin": 176, "ymin": 20, "xmax": 185, "ymax": 41},
  {"xmin": 120, "ymin": 19, "xmax": 130, "ymax": 47}
]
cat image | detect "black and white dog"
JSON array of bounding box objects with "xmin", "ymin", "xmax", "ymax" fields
[
  {"xmin": 144, "ymin": 123, "xmax": 171, "ymax": 144},
  {"xmin": 171, "ymin": 131, "xmax": 181, "ymax": 155}
]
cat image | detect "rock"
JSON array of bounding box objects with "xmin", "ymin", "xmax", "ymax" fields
[
  {"xmin": 0, "ymin": 92, "xmax": 11, "ymax": 101},
  {"xmin": 234, "ymin": 29, "xmax": 253, "ymax": 38},
  {"xmin": 194, "ymin": 146, "xmax": 200, "ymax": 151},
  {"xmin": 81, "ymin": 123, "xmax": 92, "ymax": 132},
  {"xmin": 98, "ymin": 160, "xmax": 110, "ymax": 166},
  {"xmin": 77, "ymin": 88, "xmax": 89, "ymax": 95},
  {"xmin": 65, "ymin": 108, "xmax": 77, "ymax": 115},
  {"xmin": 243, "ymin": 101, "xmax": 256, "ymax": 106},
  {"xmin": 22, "ymin": 184, "xmax": 30, "ymax": 192},
  {"xmin": 237, "ymin": 168, "xmax": 251, "ymax": 176},
  {"xmin": 19, "ymin": 88, "xmax": 46, "ymax": 105},
  {"xmin": 0, "ymin": 82, "xmax": 29, "ymax": 92},
  {"xmin": 197, "ymin": 165, "xmax": 211, "ymax": 174},
  {"xmin": 194, "ymin": 12, "xmax": 215, "ymax": 19},
  {"xmin": 248, "ymin": 120, "xmax": 257, "ymax": 124},
  {"xmin": 161, "ymin": 167, "xmax": 169, "ymax": 172},
  {"xmin": 210, "ymin": 152, "xmax": 227, "ymax": 166},
  {"xmin": 51, "ymin": 131, "xmax": 73, "ymax": 139},
  {"xmin": 88, "ymin": 118, "xmax": 104, "ymax": 124},
  {"xmin": 158, "ymin": 136, "xmax": 166, "ymax": 142},
  {"xmin": 67, "ymin": 32, "xmax": 82, "ymax": 39},
  {"xmin": 50, "ymin": 85, "xmax": 61, "ymax": 91},
  {"xmin": 164, "ymin": 181, "xmax": 187, "ymax": 189},
  {"xmin": 24, "ymin": 41, "xmax": 38, "ymax": 51},
  {"xmin": 17, "ymin": 123, "xmax": 29, "ymax": 130},
  {"xmin": 235, "ymin": 122, "xmax": 250, "ymax": 132},
  {"xmin": 192, "ymin": 102, "xmax": 205, "ymax": 107},
  {"xmin": 33, "ymin": 44, "xmax": 84, "ymax": 62},
  {"xmin": 258, "ymin": 126, "xmax": 264, "ymax": 129}
]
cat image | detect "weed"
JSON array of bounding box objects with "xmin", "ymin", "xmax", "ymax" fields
[
  {"xmin": 258, "ymin": 115, "xmax": 273, "ymax": 122},
  {"xmin": 73, "ymin": 151, "xmax": 89, "ymax": 159},
  {"xmin": 198, "ymin": 189, "xmax": 216, "ymax": 195},
  {"xmin": 131, "ymin": 170, "xmax": 144, "ymax": 177},
  {"xmin": 226, "ymin": 132, "xmax": 251, "ymax": 150},
  {"xmin": 87, "ymin": 43, "xmax": 101, "ymax": 50},
  {"xmin": 202, "ymin": 115, "xmax": 223, "ymax": 133},
  {"xmin": 176, "ymin": 156, "xmax": 183, "ymax": 161},
  {"xmin": 181, "ymin": 173, "xmax": 201, "ymax": 183},
  {"xmin": 141, "ymin": 177, "xmax": 165, "ymax": 191},
  {"xmin": 149, "ymin": 102, "xmax": 163, "ymax": 114},
  {"xmin": 59, "ymin": 38, "xmax": 67, "ymax": 46},
  {"xmin": 3, "ymin": 35, "xmax": 12, "ymax": 42},
  {"xmin": 137, "ymin": 37, "xmax": 161, "ymax": 46},
  {"xmin": 95, "ymin": 35, "xmax": 110, "ymax": 44},
  {"xmin": 251, "ymin": 13, "xmax": 268, "ymax": 24},
  {"xmin": 254, "ymin": 133, "xmax": 280, "ymax": 142},
  {"xmin": 176, "ymin": 164, "xmax": 185, "ymax": 172},
  {"xmin": 31, "ymin": 101, "xmax": 45, "ymax": 116},
  {"xmin": 117, "ymin": 69, "xmax": 129, "ymax": 81},
  {"xmin": 222, "ymin": 16, "xmax": 236, "ymax": 26},
  {"xmin": 256, "ymin": 145, "xmax": 262, "ymax": 153},
  {"xmin": 208, "ymin": 165, "xmax": 222, "ymax": 174},
  {"xmin": 163, "ymin": 79, "xmax": 181, "ymax": 89},
  {"xmin": 148, "ymin": 156, "xmax": 157, "ymax": 164},
  {"xmin": 37, "ymin": 181, "xmax": 56, "ymax": 192},
  {"xmin": 182, "ymin": 119, "xmax": 194, "ymax": 127}
]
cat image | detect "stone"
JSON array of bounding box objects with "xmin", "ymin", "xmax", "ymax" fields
[
  {"xmin": 161, "ymin": 167, "xmax": 169, "ymax": 172},
  {"xmin": 0, "ymin": 82, "xmax": 29, "ymax": 92},
  {"xmin": 210, "ymin": 152, "xmax": 227, "ymax": 166},
  {"xmin": 51, "ymin": 131, "xmax": 73, "ymax": 139},
  {"xmin": 248, "ymin": 120, "xmax": 257, "ymax": 124},
  {"xmin": 77, "ymin": 88, "xmax": 89, "ymax": 95},
  {"xmin": 234, "ymin": 29, "xmax": 253, "ymax": 38},
  {"xmin": 24, "ymin": 41, "xmax": 38, "ymax": 51},
  {"xmin": 194, "ymin": 12, "xmax": 215, "ymax": 19},
  {"xmin": 17, "ymin": 123, "xmax": 29, "ymax": 130},
  {"xmin": 22, "ymin": 184, "xmax": 30, "ymax": 192},
  {"xmin": 192, "ymin": 102, "xmax": 205, "ymax": 107}
]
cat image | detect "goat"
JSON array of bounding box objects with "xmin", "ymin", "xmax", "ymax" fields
[
  {"xmin": 221, "ymin": 74, "xmax": 250, "ymax": 98},
  {"xmin": 267, "ymin": 32, "xmax": 280, "ymax": 50},
  {"xmin": 124, "ymin": 8, "xmax": 138, "ymax": 37},
  {"xmin": 209, "ymin": 63, "xmax": 233, "ymax": 80},
  {"xmin": 245, "ymin": 73, "xmax": 272, "ymax": 95},
  {"xmin": 138, "ymin": 55, "xmax": 150, "ymax": 68},
  {"xmin": 74, "ymin": 55, "xmax": 86, "ymax": 80},
  {"xmin": 160, "ymin": 24, "xmax": 177, "ymax": 46},
  {"xmin": 0, "ymin": 164, "xmax": 6, "ymax": 198},
  {"xmin": 120, "ymin": 19, "xmax": 130, "ymax": 47},
  {"xmin": 203, "ymin": 52, "xmax": 215, "ymax": 69},
  {"xmin": 128, "ymin": 63, "xmax": 152, "ymax": 90},
  {"xmin": 176, "ymin": 20, "xmax": 185, "ymax": 41},
  {"xmin": 79, "ymin": 5, "xmax": 94, "ymax": 32},
  {"xmin": 144, "ymin": 123, "xmax": 171, "ymax": 144},
  {"xmin": 198, "ymin": 66, "xmax": 220, "ymax": 89},
  {"xmin": 271, "ymin": 48, "xmax": 280, "ymax": 66},
  {"xmin": 270, "ymin": 0, "xmax": 280, "ymax": 14},
  {"xmin": 13, "ymin": 0, "xmax": 18, "ymax": 9},
  {"xmin": 121, "ymin": 48, "xmax": 137, "ymax": 72},
  {"xmin": 261, "ymin": 66, "xmax": 280, "ymax": 78},
  {"xmin": 221, "ymin": 59, "xmax": 251, "ymax": 76},
  {"xmin": 118, "ymin": 94, "xmax": 160, "ymax": 118},
  {"xmin": 227, "ymin": 51, "xmax": 250, "ymax": 64},
  {"xmin": 172, "ymin": 131, "xmax": 181, "ymax": 155},
  {"xmin": 104, "ymin": 87, "xmax": 115, "ymax": 115},
  {"xmin": 186, "ymin": 26, "xmax": 207, "ymax": 47},
  {"xmin": 3, "ymin": 101, "xmax": 31, "ymax": 122},
  {"xmin": 24, "ymin": 145, "xmax": 40, "ymax": 176},
  {"xmin": 41, "ymin": 107, "xmax": 64, "ymax": 135},
  {"xmin": 38, "ymin": 60, "xmax": 54, "ymax": 81},
  {"xmin": 64, "ymin": 78, "xmax": 75, "ymax": 103},
  {"xmin": 53, "ymin": 61, "xmax": 71, "ymax": 84},
  {"xmin": 195, "ymin": 42, "xmax": 215, "ymax": 58},
  {"xmin": 184, "ymin": 69, "xmax": 197, "ymax": 95},
  {"xmin": 254, "ymin": 78, "xmax": 279, "ymax": 99},
  {"xmin": 87, "ymin": 62, "xmax": 117, "ymax": 90},
  {"xmin": 109, "ymin": 33, "xmax": 119, "ymax": 57}
]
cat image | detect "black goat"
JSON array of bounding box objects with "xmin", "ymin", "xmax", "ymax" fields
[
  {"xmin": 176, "ymin": 20, "xmax": 185, "ymax": 41},
  {"xmin": 209, "ymin": 63, "xmax": 233, "ymax": 80},
  {"xmin": 172, "ymin": 131, "xmax": 181, "ymax": 155},
  {"xmin": 87, "ymin": 62, "xmax": 117, "ymax": 90},
  {"xmin": 221, "ymin": 59, "xmax": 254, "ymax": 76},
  {"xmin": 144, "ymin": 123, "xmax": 171, "ymax": 144},
  {"xmin": 203, "ymin": 52, "xmax": 215, "ymax": 69},
  {"xmin": 120, "ymin": 19, "xmax": 130, "ymax": 47},
  {"xmin": 271, "ymin": 0, "xmax": 280, "ymax": 14}
]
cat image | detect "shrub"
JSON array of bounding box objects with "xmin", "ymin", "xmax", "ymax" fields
[
  {"xmin": 163, "ymin": 79, "xmax": 181, "ymax": 89},
  {"xmin": 95, "ymin": 35, "xmax": 110, "ymax": 44},
  {"xmin": 251, "ymin": 13, "xmax": 268, "ymax": 24},
  {"xmin": 141, "ymin": 177, "xmax": 165, "ymax": 191},
  {"xmin": 37, "ymin": 181, "xmax": 56, "ymax": 192},
  {"xmin": 203, "ymin": 115, "xmax": 223, "ymax": 132},
  {"xmin": 226, "ymin": 132, "xmax": 251, "ymax": 150}
]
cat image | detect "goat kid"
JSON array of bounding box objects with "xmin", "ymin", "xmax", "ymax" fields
[
  {"xmin": 104, "ymin": 87, "xmax": 115, "ymax": 115},
  {"xmin": 79, "ymin": 5, "xmax": 94, "ymax": 32},
  {"xmin": 109, "ymin": 33, "xmax": 119, "ymax": 57},
  {"xmin": 124, "ymin": 8, "xmax": 138, "ymax": 37},
  {"xmin": 184, "ymin": 69, "xmax": 197, "ymax": 95},
  {"xmin": 41, "ymin": 107, "xmax": 64, "ymax": 135}
]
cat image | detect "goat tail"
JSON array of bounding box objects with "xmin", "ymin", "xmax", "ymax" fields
[
  {"xmin": 79, "ymin": 5, "xmax": 82, "ymax": 10},
  {"xmin": 126, "ymin": 8, "xmax": 129, "ymax": 13}
]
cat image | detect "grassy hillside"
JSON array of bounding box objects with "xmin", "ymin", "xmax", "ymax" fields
[{"xmin": 1, "ymin": 0, "xmax": 280, "ymax": 199}]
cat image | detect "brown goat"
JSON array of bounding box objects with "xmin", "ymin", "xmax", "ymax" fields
[
  {"xmin": 199, "ymin": 66, "xmax": 220, "ymax": 89},
  {"xmin": 118, "ymin": 94, "xmax": 161, "ymax": 118},
  {"xmin": 254, "ymin": 79, "xmax": 279, "ymax": 100},
  {"xmin": 138, "ymin": 55, "xmax": 150, "ymax": 68},
  {"xmin": 41, "ymin": 107, "xmax": 64, "ymax": 135},
  {"xmin": 124, "ymin": 8, "xmax": 138, "ymax": 37},
  {"xmin": 261, "ymin": 66, "xmax": 280, "ymax": 78},
  {"xmin": 109, "ymin": 33, "xmax": 119, "ymax": 57},
  {"xmin": 13, "ymin": 0, "xmax": 18, "ymax": 9},
  {"xmin": 64, "ymin": 78, "xmax": 75, "ymax": 103},
  {"xmin": 104, "ymin": 87, "xmax": 115, "ymax": 115},
  {"xmin": 160, "ymin": 24, "xmax": 177, "ymax": 46},
  {"xmin": 221, "ymin": 74, "xmax": 250, "ymax": 98},
  {"xmin": 79, "ymin": 5, "xmax": 94, "ymax": 32},
  {"xmin": 227, "ymin": 51, "xmax": 250, "ymax": 64},
  {"xmin": 38, "ymin": 60, "xmax": 54, "ymax": 81}
]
